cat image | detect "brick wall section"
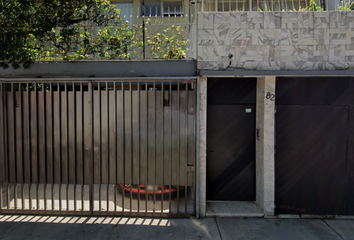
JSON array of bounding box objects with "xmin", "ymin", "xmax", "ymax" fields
[{"xmin": 197, "ymin": 11, "xmax": 354, "ymax": 71}]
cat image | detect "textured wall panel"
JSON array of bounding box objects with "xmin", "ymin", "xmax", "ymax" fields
[{"xmin": 197, "ymin": 12, "xmax": 354, "ymax": 71}]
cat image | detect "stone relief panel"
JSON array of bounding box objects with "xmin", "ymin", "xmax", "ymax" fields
[{"xmin": 197, "ymin": 11, "xmax": 354, "ymax": 71}]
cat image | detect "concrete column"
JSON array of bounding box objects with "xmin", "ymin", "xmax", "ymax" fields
[
  {"xmin": 199, "ymin": 76, "xmax": 207, "ymax": 217},
  {"xmin": 256, "ymin": 76, "xmax": 276, "ymax": 217}
]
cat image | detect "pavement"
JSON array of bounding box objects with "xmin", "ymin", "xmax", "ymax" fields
[{"xmin": 0, "ymin": 215, "xmax": 354, "ymax": 240}]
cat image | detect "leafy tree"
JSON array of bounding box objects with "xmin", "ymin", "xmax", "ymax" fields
[
  {"xmin": 145, "ymin": 22, "xmax": 188, "ymax": 59},
  {"xmin": 1, "ymin": 0, "xmax": 126, "ymax": 69},
  {"xmin": 0, "ymin": 0, "xmax": 188, "ymax": 70}
]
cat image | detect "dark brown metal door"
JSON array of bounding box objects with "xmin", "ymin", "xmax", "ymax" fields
[
  {"xmin": 275, "ymin": 105, "xmax": 348, "ymax": 215},
  {"xmin": 275, "ymin": 77, "xmax": 354, "ymax": 215},
  {"xmin": 207, "ymin": 78, "xmax": 256, "ymax": 201},
  {"xmin": 347, "ymin": 107, "xmax": 354, "ymax": 215},
  {"xmin": 207, "ymin": 105, "xmax": 255, "ymax": 200}
]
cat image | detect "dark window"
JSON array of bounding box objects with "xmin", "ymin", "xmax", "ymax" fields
[
  {"xmin": 163, "ymin": 1, "xmax": 183, "ymax": 15},
  {"xmin": 142, "ymin": 0, "xmax": 161, "ymax": 16},
  {"xmin": 141, "ymin": 0, "xmax": 183, "ymax": 16}
]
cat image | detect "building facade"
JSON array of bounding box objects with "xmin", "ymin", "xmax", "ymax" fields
[{"xmin": 1, "ymin": 1, "xmax": 354, "ymax": 218}]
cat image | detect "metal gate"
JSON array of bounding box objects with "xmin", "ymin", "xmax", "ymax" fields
[
  {"xmin": 275, "ymin": 77, "xmax": 354, "ymax": 215},
  {"xmin": 0, "ymin": 80, "xmax": 196, "ymax": 217},
  {"xmin": 207, "ymin": 78, "xmax": 256, "ymax": 201},
  {"xmin": 275, "ymin": 105, "xmax": 348, "ymax": 214}
]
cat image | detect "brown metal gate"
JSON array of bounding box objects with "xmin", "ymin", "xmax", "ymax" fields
[
  {"xmin": 0, "ymin": 80, "xmax": 196, "ymax": 217},
  {"xmin": 275, "ymin": 77, "xmax": 354, "ymax": 215}
]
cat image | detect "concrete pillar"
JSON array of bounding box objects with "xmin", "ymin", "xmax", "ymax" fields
[
  {"xmin": 199, "ymin": 76, "xmax": 207, "ymax": 217},
  {"xmin": 256, "ymin": 76, "xmax": 276, "ymax": 217}
]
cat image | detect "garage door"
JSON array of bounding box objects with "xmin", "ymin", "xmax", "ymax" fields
[{"xmin": 275, "ymin": 77, "xmax": 354, "ymax": 215}]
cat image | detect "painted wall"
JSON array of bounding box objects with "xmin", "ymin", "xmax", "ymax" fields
[{"xmin": 197, "ymin": 11, "xmax": 354, "ymax": 71}]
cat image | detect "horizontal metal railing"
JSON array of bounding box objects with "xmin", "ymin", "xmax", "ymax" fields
[
  {"xmin": 0, "ymin": 22, "xmax": 195, "ymax": 62},
  {"xmin": 199, "ymin": 0, "xmax": 354, "ymax": 12},
  {"xmin": 1, "ymin": 4, "xmax": 197, "ymax": 65}
]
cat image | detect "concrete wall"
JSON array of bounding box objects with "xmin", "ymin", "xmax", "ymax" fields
[
  {"xmin": 197, "ymin": 11, "xmax": 354, "ymax": 71},
  {"xmin": 256, "ymin": 76, "xmax": 276, "ymax": 216},
  {"xmin": 199, "ymin": 76, "xmax": 208, "ymax": 217}
]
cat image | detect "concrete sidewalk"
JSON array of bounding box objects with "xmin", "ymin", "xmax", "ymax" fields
[{"xmin": 0, "ymin": 215, "xmax": 354, "ymax": 240}]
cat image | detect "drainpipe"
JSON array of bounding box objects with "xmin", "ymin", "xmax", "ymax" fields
[{"xmin": 196, "ymin": 76, "xmax": 200, "ymax": 218}]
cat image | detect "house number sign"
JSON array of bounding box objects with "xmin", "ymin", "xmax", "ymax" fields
[{"xmin": 266, "ymin": 92, "xmax": 275, "ymax": 101}]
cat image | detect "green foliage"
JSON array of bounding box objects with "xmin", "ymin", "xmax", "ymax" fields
[
  {"xmin": 1, "ymin": 0, "xmax": 189, "ymax": 69},
  {"xmin": 258, "ymin": 3, "xmax": 270, "ymax": 12},
  {"xmin": 308, "ymin": 0, "xmax": 323, "ymax": 11},
  {"xmin": 1, "ymin": 0, "xmax": 117, "ymax": 67},
  {"xmin": 264, "ymin": 4, "xmax": 269, "ymax": 11},
  {"xmin": 3, "ymin": 83, "xmax": 47, "ymax": 92},
  {"xmin": 145, "ymin": 21, "xmax": 188, "ymax": 59},
  {"xmin": 337, "ymin": 1, "xmax": 354, "ymax": 10}
]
